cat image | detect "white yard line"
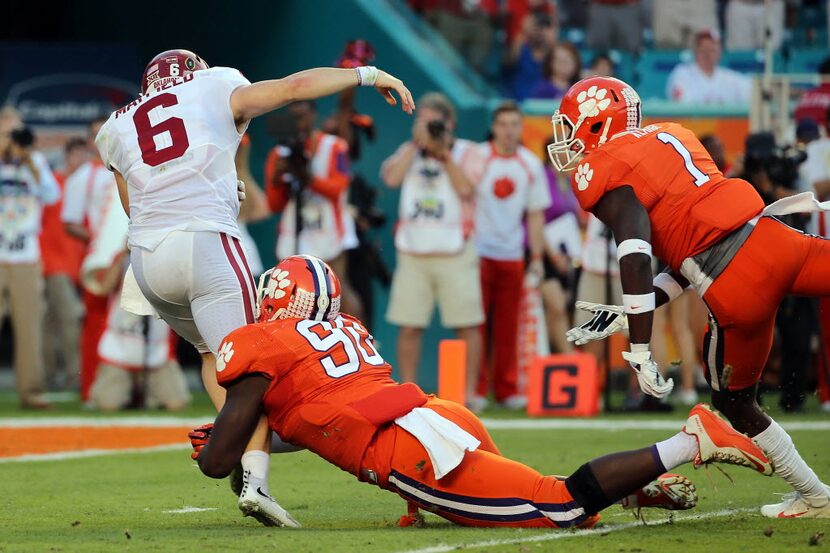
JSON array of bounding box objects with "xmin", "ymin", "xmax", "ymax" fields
[
  {"xmin": 0, "ymin": 442, "xmax": 189, "ymax": 464},
  {"xmin": 161, "ymin": 506, "xmax": 219, "ymax": 514},
  {"xmin": 0, "ymin": 416, "xmax": 211, "ymax": 428},
  {"xmin": 396, "ymin": 508, "xmax": 755, "ymax": 553}
]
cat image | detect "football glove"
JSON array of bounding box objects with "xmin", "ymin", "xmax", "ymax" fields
[
  {"xmin": 621, "ymin": 350, "xmax": 674, "ymax": 399},
  {"xmin": 188, "ymin": 423, "xmax": 213, "ymax": 460},
  {"xmin": 566, "ymin": 301, "xmax": 628, "ymax": 345},
  {"xmin": 237, "ymin": 180, "xmax": 246, "ymax": 202}
]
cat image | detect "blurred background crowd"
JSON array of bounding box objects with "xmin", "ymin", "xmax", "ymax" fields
[{"xmin": 1, "ymin": 0, "xmax": 830, "ymax": 415}]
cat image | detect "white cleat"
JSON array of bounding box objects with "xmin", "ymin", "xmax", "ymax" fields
[
  {"xmin": 760, "ymin": 492, "xmax": 830, "ymax": 519},
  {"xmin": 237, "ymin": 469, "xmax": 301, "ymax": 528}
]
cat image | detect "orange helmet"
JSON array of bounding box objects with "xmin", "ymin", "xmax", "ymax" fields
[
  {"xmin": 255, "ymin": 255, "xmax": 342, "ymax": 323},
  {"xmin": 547, "ymin": 76, "xmax": 642, "ymax": 172},
  {"xmin": 141, "ymin": 49, "xmax": 209, "ymax": 94}
]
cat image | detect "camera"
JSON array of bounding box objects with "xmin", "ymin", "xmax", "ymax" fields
[
  {"xmin": 743, "ymin": 132, "xmax": 806, "ymax": 191},
  {"xmin": 9, "ymin": 126, "xmax": 35, "ymax": 148},
  {"xmin": 426, "ymin": 120, "xmax": 446, "ymax": 140}
]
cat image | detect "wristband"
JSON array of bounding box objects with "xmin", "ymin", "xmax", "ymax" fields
[
  {"xmin": 653, "ymin": 272, "xmax": 684, "ymax": 302},
  {"xmin": 355, "ymin": 66, "xmax": 379, "ymax": 87},
  {"xmin": 622, "ymin": 292, "xmax": 655, "ymax": 314},
  {"xmin": 616, "ymin": 239, "xmax": 652, "ymax": 262}
]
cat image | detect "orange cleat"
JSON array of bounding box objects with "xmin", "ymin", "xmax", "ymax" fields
[{"xmin": 683, "ymin": 403, "xmax": 773, "ymax": 476}]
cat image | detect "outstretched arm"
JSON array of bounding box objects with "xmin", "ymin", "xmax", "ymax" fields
[
  {"xmin": 230, "ymin": 67, "xmax": 414, "ymax": 123},
  {"xmin": 197, "ymin": 374, "xmax": 270, "ymax": 479}
]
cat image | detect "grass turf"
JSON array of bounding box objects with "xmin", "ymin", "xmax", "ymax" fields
[{"xmin": 2, "ymin": 392, "xmax": 829, "ymax": 552}]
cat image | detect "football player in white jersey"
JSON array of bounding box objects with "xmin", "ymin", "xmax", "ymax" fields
[{"xmin": 95, "ymin": 49, "xmax": 414, "ymax": 527}]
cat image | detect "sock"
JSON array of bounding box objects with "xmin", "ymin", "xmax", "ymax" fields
[
  {"xmin": 753, "ymin": 420, "xmax": 829, "ymax": 504},
  {"xmin": 241, "ymin": 450, "xmax": 270, "ymax": 493},
  {"xmin": 651, "ymin": 432, "xmax": 699, "ymax": 472}
]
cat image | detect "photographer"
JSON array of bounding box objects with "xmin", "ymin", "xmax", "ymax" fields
[
  {"xmin": 381, "ymin": 92, "xmax": 484, "ymax": 407},
  {"xmin": 0, "ymin": 106, "xmax": 60, "ymax": 409},
  {"xmin": 264, "ymin": 100, "xmax": 362, "ymax": 316},
  {"xmin": 742, "ymin": 132, "xmax": 814, "ymax": 412}
]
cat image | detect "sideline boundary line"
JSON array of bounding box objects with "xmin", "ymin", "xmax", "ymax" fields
[
  {"xmin": 395, "ymin": 508, "xmax": 755, "ymax": 553},
  {"xmin": 0, "ymin": 443, "xmax": 189, "ymax": 464}
]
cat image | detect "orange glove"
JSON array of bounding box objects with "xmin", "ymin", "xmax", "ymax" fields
[{"xmin": 188, "ymin": 423, "xmax": 213, "ymax": 460}]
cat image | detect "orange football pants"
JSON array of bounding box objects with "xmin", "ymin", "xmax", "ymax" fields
[
  {"xmin": 361, "ymin": 397, "xmax": 599, "ymax": 528},
  {"xmin": 702, "ymin": 217, "xmax": 830, "ymax": 391}
]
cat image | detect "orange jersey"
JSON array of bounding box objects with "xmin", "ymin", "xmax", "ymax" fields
[
  {"xmin": 571, "ymin": 122, "xmax": 765, "ymax": 270},
  {"xmin": 216, "ymin": 314, "xmax": 427, "ymax": 477}
]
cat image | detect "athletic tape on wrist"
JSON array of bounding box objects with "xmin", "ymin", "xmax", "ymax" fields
[
  {"xmin": 355, "ymin": 66, "xmax": 379, "ymax": 87},
  {"xmin": 653, "ymin": 272, "xmax": 684, "ymax": 302},
  {"xmin": 616, "ymin": 239, "xmax": 652, "ymax": 262},
  {"xmin": 622, "ymin": 292, "xmax": 655, "ymax": 314}
]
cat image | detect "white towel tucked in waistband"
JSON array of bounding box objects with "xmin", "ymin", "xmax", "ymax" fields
[
  {"xmin": 395, "ymin": 407, "xmax": 481, "ymax": 479},
  {"xmin": 761, "ymin": 191, "xmax": 830, "ymax": 218},
  {"xmin": 120, "ymin": 265, "xmax": 158, "ymax": 317}
]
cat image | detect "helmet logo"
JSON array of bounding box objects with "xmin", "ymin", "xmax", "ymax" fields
[
  {"xmin": 575, "ymin": 162, "xmax": 594, "ymax": 191},
  {"xmin": 186, "ymin": 58, "xmax": 196, "ymax": 70},
  {"xmin": 577, "ymin": 86, "xmax": 611, "ymax": 118},
  {"xmin": 216, "ymin": 341, "xmax": 235, "ymax": 372},
  {"xmin": 266, "ymin": 270, "xmax": 292, "ymax": 300}
]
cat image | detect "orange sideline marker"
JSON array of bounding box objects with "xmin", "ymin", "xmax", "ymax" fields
[{"xmin": 438, "ymin": 339, "xmax": 466, "ymax": 405}]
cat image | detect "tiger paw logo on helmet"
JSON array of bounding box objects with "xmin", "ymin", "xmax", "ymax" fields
[
  {"xmin": 575, "ymin": 162, "xmax": 594, "ymax": 191},
  {"xmin": 216, "ymin": 341, "xmax": 235, "ymax": 373},
  {"xmin": 266, "ymin": 270, "xmax": 292, "ymax": 300},
  {"xmin": 577, "ymin": 86, "xmax": 611, "ymax": 118}
]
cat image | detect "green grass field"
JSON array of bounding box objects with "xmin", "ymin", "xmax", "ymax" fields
[{"xmin": 2, "ymin": 392, "xmax": 829, "ymax": 552}]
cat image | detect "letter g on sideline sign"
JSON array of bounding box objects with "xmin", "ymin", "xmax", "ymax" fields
[{"xmin": 526, "ymin": 353, "xmax": 599, "ymax": 417}]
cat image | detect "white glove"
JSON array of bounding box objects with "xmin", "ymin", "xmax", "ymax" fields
[
  {"xmin": 237, "ymin": 180, "xmax": 246, "ymax": 202},
  {"xmin": 566, "ymin": 301, "xmax": 628, "ymax": 345},
  {"xmin": 621, "ymin": 350, "xmax": 674, "ymax": 399}
]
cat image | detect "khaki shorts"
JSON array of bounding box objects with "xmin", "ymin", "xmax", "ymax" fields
[
  {"xmin": 386, "ymin": 241, "xmax": 484, "ymax": 329},
  {"xmin": 90, "ymin": 361, "xmax": 192, "ymax": 410},
  {"xmin": 574, "ymin": 270, "xmax": 623, "ymax": 326}
]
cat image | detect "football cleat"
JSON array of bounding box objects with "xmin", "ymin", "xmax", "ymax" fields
[
  {"xmin": 229, "ymin": 463, "xmax": 244, "ymax": 496},
  {"xmin": 760, "ymin": 492, "xmax": 830, "ymax": 519},
  {"xmin": 237, "ymin": 469, "xmax": 301, "ymax": 528},
  {"xmin": 683, "ymin": 403, "xmax": 773, "ymax": 475},
  {"xmin": 621, "ymin": 473, "xmax": 698, "ymax": 512}
]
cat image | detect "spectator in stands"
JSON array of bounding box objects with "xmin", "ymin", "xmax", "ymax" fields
[
  {"xmin": 413, "ymin": 0, "xmax": 496, "ymax": 72},
  {"xmin": 794, "ymin": 57, "xmax": 830, "ymax": 126},
  {"xmin": 62, "ymin": 116, "xmax": 115, "ymax": 403},
  {"xmin": 799, "ymin": 105, "xmax": 830, "ymax": 411},
  {"xmin": 497, "ymin": 0, "xmax": 557, "ymax": 47},
  {"xmin": 264, "ymin": 100, "xmax": 362, "ymax": 318},
  {"xmin": 40, "ymin": 137, "xmax": 87, "ymax": 392},
  {"xmin": 537, "ymin": 137, "xmax": 580, "ymax": 354},
  {"xmin": 725, "ymin": 0, "xmax": 785, "ymax": 51},
  {"xmin": 666, "ymin": 29, "xmax": 752, "ymax": 105},
  {"xmin": 585, "ymin": 52, "xmax": 616, "ymax": 78},
  {"xmin": 475, "ymin": 102, "xmax": 550, "ymax": 409},
  {"xmin": 586, "ymin": 0, "xmax": 643, "ymax": 54},
  {"xmin": 0, "ymin": 106, "xmax": 59, "ymax": 409},
  {"xmin": 530, "ymin": 41, "xmax": 582, "ymax": 99},
  {"xmin": 503, "ymin": 6, "xmax": 558, "ymax": 100},
  {"xmin": 381, "ymin": 93, "xmax": 484, "ymax": 407},
  {"xmin": 652, "ymin": 0, "xmax": 718, "ymax": 49}
]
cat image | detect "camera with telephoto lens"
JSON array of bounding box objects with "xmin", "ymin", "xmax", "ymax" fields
[
  {"xmin": 267, "ymin": 111, "xmax": 310, "ymax": 187},
  {"xmin": 743, "ymin": 132, "xmax": 807, "ymax": 193},
  {"xmin": 427, "ymin": 120, "xmax": 446, "ymax": 140},
  {"xmin": 9, "ymin": 126, "xmax": 35, "ymax": 148}
]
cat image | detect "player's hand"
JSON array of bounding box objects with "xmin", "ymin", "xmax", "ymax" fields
[
  {"xmin": 621, "ymin": 350, "xmax": 674, "ymax": 399},
  {"xmin": 237, "ymin": 180, "xmax": 246, "ymax": 203},
  {"xmin": 566, "ymin": 301, "xmax": 628, "ymax": 345},
  {"xmin": 374, "ymin": 70, "xmax": 415, "ymax": 115},
  {"xmin": 188, "ymin": 423, "xmax": 213, "ymax": 460}
]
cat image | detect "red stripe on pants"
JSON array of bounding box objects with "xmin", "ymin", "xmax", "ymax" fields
[
  {"xmin": 219, "ymin": 233, "xmax": 254, "ymax": 324},
  {"xmin": 477, "ymin": 257, "xmax": 525, "ymax": 402},
  {"xmin": 80, "ymin": 290, "xmax": 109, "ymax": 401}
]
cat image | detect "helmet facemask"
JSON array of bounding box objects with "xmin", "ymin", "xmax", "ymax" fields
[{"xmin": 547, "ymin": 111, "xmax": 585, "ymax": 173}]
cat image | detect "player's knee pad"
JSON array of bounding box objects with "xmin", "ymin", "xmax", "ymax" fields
[{"xmin": 564, "ymin": 463, "xmax": 612, "ymax": 516}]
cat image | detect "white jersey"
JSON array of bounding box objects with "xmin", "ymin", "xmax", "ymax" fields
[
  {"xmin": 95, "ymin": 67, "xmax": 250, "ymax": 251},
  {"xmin": 474, "ymin": 143, "xmax": 551, "ymax": 261}
]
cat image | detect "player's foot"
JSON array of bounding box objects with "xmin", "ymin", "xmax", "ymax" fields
[
  {"xmin": 467, "ymin": 395, "xmax": 488, "ymax": 414},
  {"xmin": 501, "ymin": 395, "xmax": 527, "ymax": 410},
  {"xmin": 683, "ymin": 403, "xmax": 773, "ymax": 475},
  {"xmin": 621, "ymin": 473, "xmax": 697, "ymax": 511},
  {"xmin": 229, "ymin": 463, "xmax": 244, "ymax": 496},
  {"xmin": 760, "ymin": 492, "xmax": 830, "ymax": 518},
  {"xmin": 676, "ymin": 388, "xmax": 698, "ymax": 406},
  {"xmin": 237, "ymin": 469, "xmax": 301, "ymax": 527}
]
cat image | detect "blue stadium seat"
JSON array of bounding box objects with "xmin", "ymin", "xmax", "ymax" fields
[
  {"xmin": 633, "ymin": 50, "xmax": 688, "ymax": 100},
  {"xmin": 784, "ymin": 47, "xmax": 830, "ymax": 74}
]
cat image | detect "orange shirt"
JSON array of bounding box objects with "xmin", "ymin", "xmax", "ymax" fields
[
  {"xmin": 216, "ymin": 314, "xmax": 427, "ymax": 477},
  {"xmin": 40, "ymin": 172, "xmax": 85, "ymax": 281},
  {"xmin": 571, "ymin": 122, "xmax": 765, "ymax": 270}
]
